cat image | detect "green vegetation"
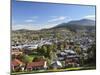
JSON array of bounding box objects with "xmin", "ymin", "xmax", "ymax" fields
[{"xmin": 11, "ymin": 66, "xmax": 96, "ymax": 75}]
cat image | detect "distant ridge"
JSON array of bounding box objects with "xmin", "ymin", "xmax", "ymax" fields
[
  {"xmin": 67, "ymin": 19, "xmax": 95, "ymax": 26},
  {"xmin": 51, "ymin": 19, "xmax": 95, "ymax": 32},
  {"xmin": 13, "ymin": 19, "xmax": 95, "ymax": 32}
]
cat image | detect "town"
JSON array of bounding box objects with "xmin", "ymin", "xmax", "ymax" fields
[
  {"xmin": 11, "ymin": 28, "xmax": 96, "ymax": 74},
  {"xmin": 11, "ymin": 1, "xmax": 96, "ymax": 74}
]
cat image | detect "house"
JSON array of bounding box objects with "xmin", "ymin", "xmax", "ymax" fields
[
  {"xmin": 23, "ymin": 44, "xmax": 38, "ymax": 50},
  {"xmin": 64, "ymin": 49, "xmax": 76, "ymax": 55},
  {"xmin": 22, "ymin": 44, "xmax": 38, "ymax": 54},
  {"xmin": 57, "ymin": 49, "xmax": 80, "ymax": 68},
  {"xmin": 50, "ymin": 60, "xmax": 62, "ymax": 69},
  {"xmin": 65, "ymin": 52, "xmax": 80, "ymax": 68},
  {"xmin": 65, "ymin": 57, "xmax": 80, "ymax": 68},
  {"xmin": 11, "ymin": 59, "xmax": 25, "ymax": 72},
  {"xmin": 12, "ymin": 45, "xmax": 23, "ymax": 49},
  {"xmin": 11, "ymin": 47, "xmax": 23, "ymax": 56},
  {"xmin": 64, "ymin": 50, "xmax": 80, "ymax": 67},
  {"xmin": 44, "ymin": 41, "xmax": 52, "ymax": 45},
  {"xmin": 57, "ymin": 49, "xmax": 77, "ymax": 61},
  {"xmin": 28, "ymin": 44, "xmax": 38, "ymax": 50},
  {"xmin": 26, "ymin": 60, "xmax": 47, "ymax": 71}
]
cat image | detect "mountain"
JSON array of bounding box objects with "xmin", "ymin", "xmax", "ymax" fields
[
  {"xmin": 52, "ymin": 19, "xmax": 95, "ymax": 32},
  {"xmin": 13, "ymin": 19, "xmax": 95, "ymax": 33},
  {"xmin": 67, "ymin": 19, "xmax": 95, "ymax": 26}
]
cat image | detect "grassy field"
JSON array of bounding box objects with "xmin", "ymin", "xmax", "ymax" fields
[{"xmin": 11, "ymin": 66, "xmax": 96, "ymax": 75}]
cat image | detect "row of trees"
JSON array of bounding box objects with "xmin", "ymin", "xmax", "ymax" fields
[{"xmin": 37, "ymin": 44, "xmax": 55, "ymax": 59}]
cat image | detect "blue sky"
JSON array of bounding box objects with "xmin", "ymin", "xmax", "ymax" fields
[{"xmin": 12, "ymin": 0, "xmax": 95, "ymax": 30}]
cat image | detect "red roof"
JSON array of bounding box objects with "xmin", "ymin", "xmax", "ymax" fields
[
  {"xmin": 11, "ymin": 59, "xmax": 23, "ymax": 66},
  {"xmin": 27, "ymin": 61, "xmax": 45, "ymax": 68}
]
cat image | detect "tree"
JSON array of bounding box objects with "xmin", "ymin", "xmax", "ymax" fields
[
  {"xmin": 37, "ymin": 46, "xmax": 47, "ymax": 56},
  {"xmin": 17, "ymin": 54, "xmax": 32, "ymax": 64},
  {"xmin": 32, "ymin": 57, "xmax": 40, "ymax": 62},
  {"xmin": 46, "ymin": 45, "xmax": 53, "ymax": 59},
  {"xmin": 42, "ymin": 46, "xmax": 48, "ymax": 54},
  {"xmin": 87, "ymin": 44, "xmax": 96, "ymax": 65},
  {"xmin": 52, "ymin": 43, "xmax": 57, "ymax": 52},
  {"xmin": 56, "ymin": 33, "xmax": 63, "ymax": 39},
  {"xmin": 74, "ymin": 45, "xmax": 81, "ymax": 55},
  {"xmin": 60, "ymin": 44, "xmax": 64, "ymax": 51},
  {"xmin": 22, "ymin": 54, "xmax": 32, "ymax": 63},
  {"xmin": 32, "ymin": 56, "xmax": 45, "ymax": 62}
]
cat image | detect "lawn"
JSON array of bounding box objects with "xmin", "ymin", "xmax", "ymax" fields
[{"xmin": 11, "ymin": 66, "xmax": 96, "ymax": 75}]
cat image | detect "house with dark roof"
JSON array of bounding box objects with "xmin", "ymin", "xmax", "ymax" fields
[
  {"xmin": 65, "ymin": 56, "xmax": 80, "ymax": 68},
  {"xmin": 57, "ymin": 49, "xmax": 80, "ymax": 68}
]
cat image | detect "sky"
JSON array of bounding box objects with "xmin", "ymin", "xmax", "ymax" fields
[{"xmin": 12, "ymin": 0, "xmax": 96, "ymax": 30}]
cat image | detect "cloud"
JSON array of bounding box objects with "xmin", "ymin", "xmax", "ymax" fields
[
  {"xmin": 84, "ymin": 15, "xmax": 95, "ymax": 20},
  {"xmin": 12, "ymin": 22, "xmax": 60, "ymax": 30},
  {"xmin": 43, "ymin": 23, "xmax": 59, "ymax": 29},
  {"xmin": 12, "ymin": 16, "xmax": 70, "ymax": 30},
  {"xmin": 12, "ymin": 24, "xmax": 41, "ymax": 30},
  {"xmin": 48, "ymin": 16, "xmax": 67, "ymax": 22},
  {"xmin": 24, "ymin": 16, "xmax": 38, "ymax": 23},
  {"xmin": 25, "ymin": 19, "xmax": 35, "ymax": 22}
]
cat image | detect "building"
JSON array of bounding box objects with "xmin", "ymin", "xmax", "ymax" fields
[
  {"xmin": 11, "ymin": 47, "xmax": 23, "ymax": 55},
  {"xmin": 26, "ymin": 60, "xmax": 47, "ymax": 71},
  {"xmin": 50, "ymin": 60, "xmax": 62, "ymax": 69},
  {"xmin": 57, "ymin": 49, "xmax": 80, "ymax": 68},
  {"xmin": 65, "ymin": 55, "xmax": 80, "ymax": 68},
  {"xmin": 11, "ymin": 59, "xmax": 25, "ymax": 72}
]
